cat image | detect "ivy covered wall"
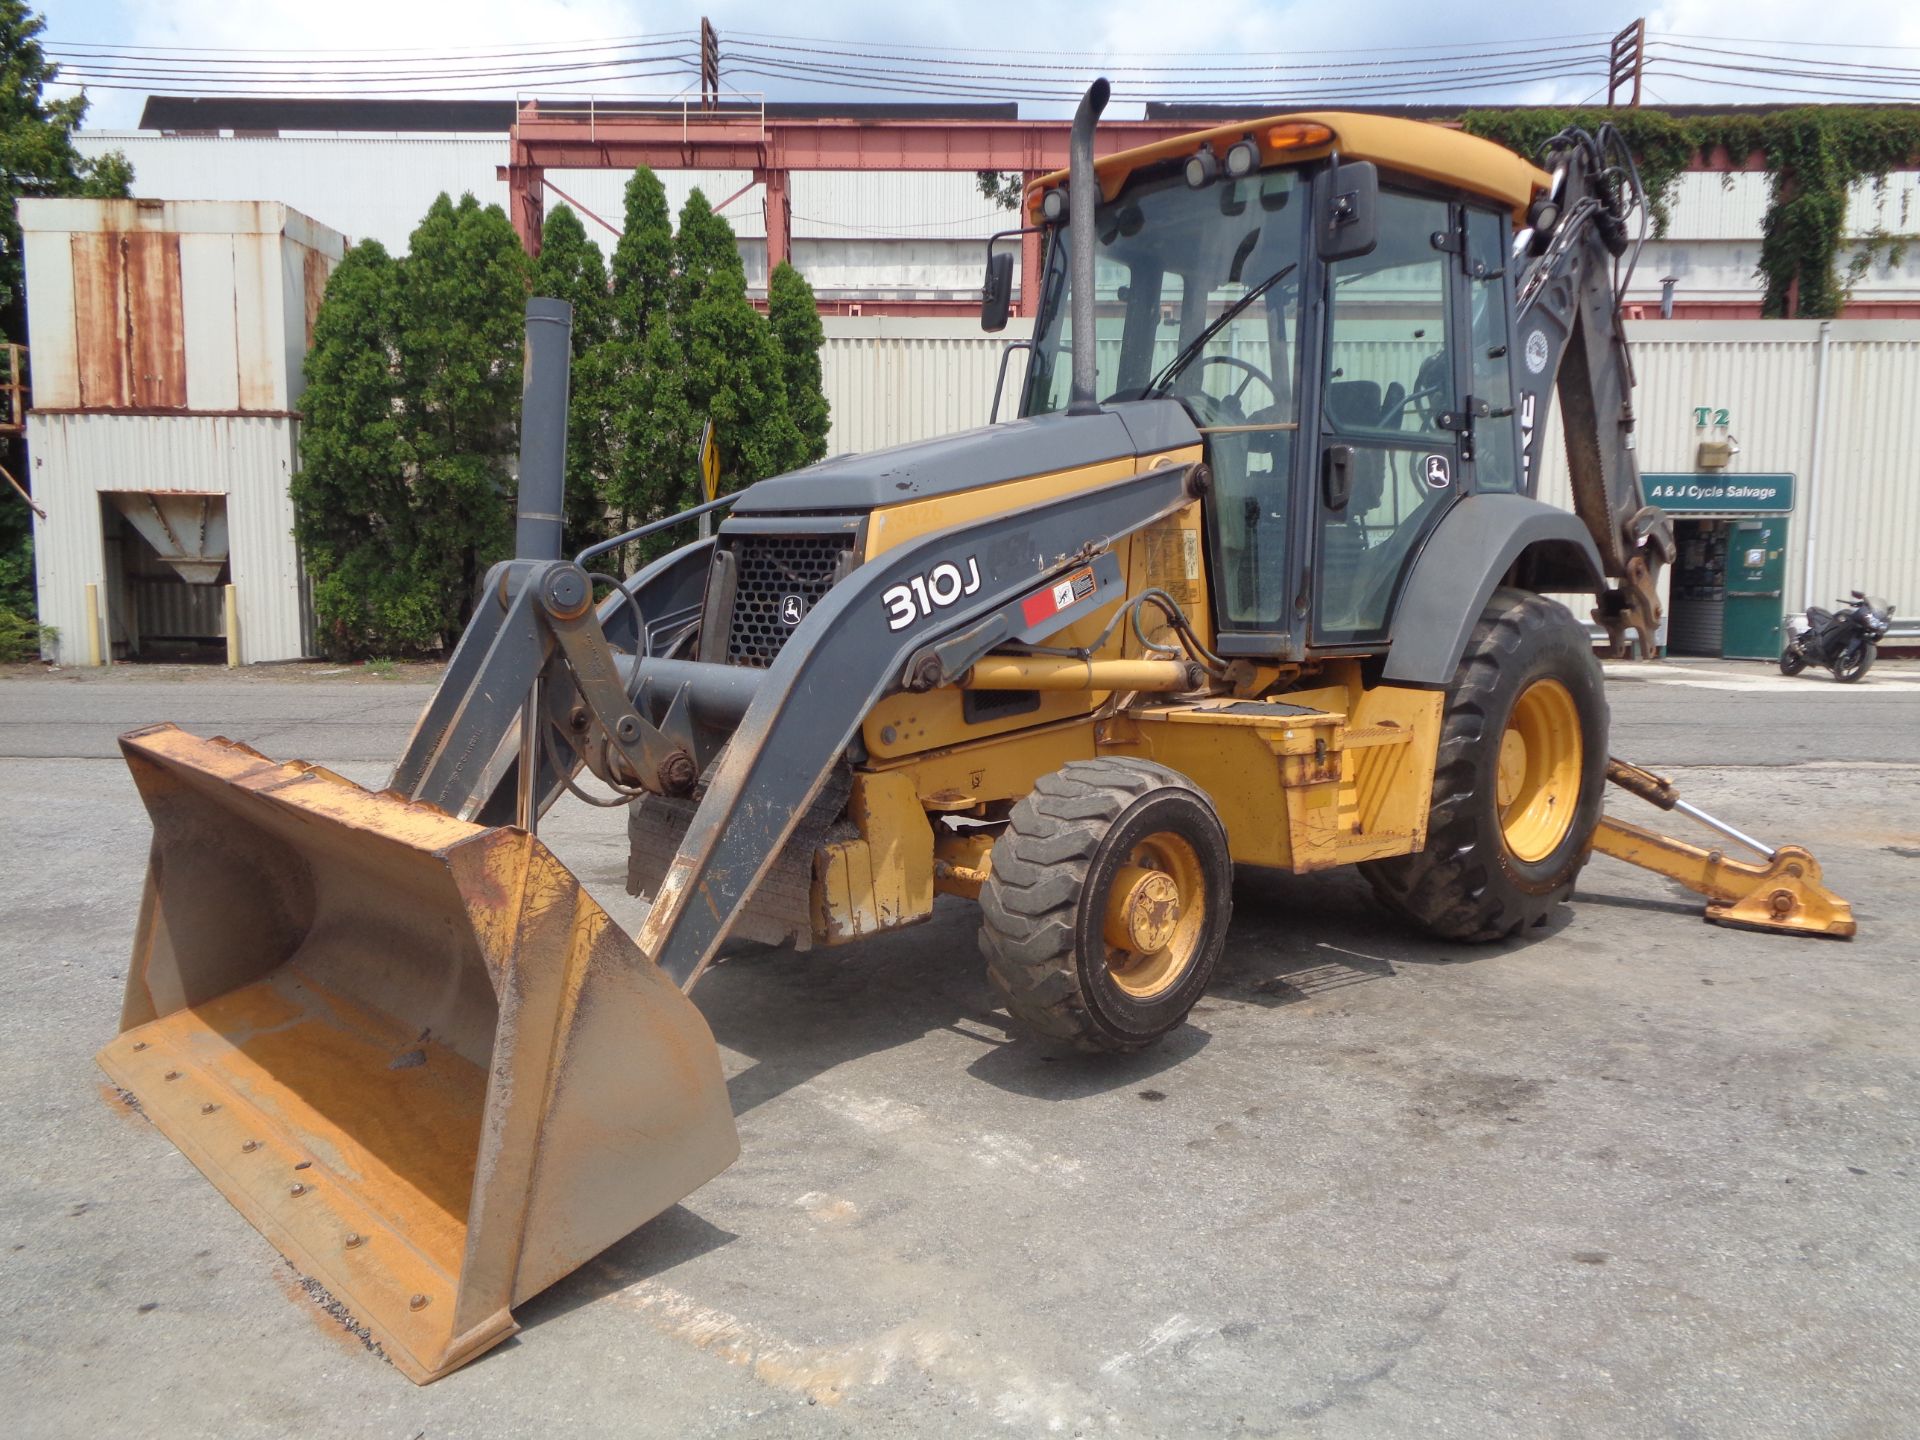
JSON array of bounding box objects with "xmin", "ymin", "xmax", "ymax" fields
[{"xmin": 1459, "ymin": 107, "xmax": 1920, "ymax": 318}]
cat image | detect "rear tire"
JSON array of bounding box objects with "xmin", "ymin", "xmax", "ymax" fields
[
  {"xmin": 1362, "ymin": 588, "xmax": 1607, "ymax": 942},
  {"xmin": 979, "ymin": 759, "xmax": 1231, "ymax": 1053},
  {"xmin": 1833, "ymin": 643, "xmax": 1874, "ymax": 683},
  {"xmin": 1779, "ymin": 642, "xmax": 1808, "ymax": 676}
]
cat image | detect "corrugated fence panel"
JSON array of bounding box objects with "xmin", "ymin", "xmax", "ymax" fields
[
  {"xmin": 1535, "ymin": 320, "xmax": 1917, "ymax": 621},
  {"xmin": 824, "ymin": 317, "xmax": 1917, "ymax": 621},
  {"xmin": 29, "ymin": 413, "xmax": 310, "ymax": 665},
  {"xmin": 1813, "ymin": 337, "xmax": 1920, "ymax": 616}
]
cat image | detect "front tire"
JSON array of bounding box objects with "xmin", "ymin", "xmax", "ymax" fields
[
  {"xmin": 979, "ymin": 759, "xmax": 1232, "ymax": 1053},
  {"xmin": 1833, "ymin": 642, "xmax": 1874, "ymax": 683},
  {"xmin": 1362, "ymin": 588, "xmax": 1608, "ymax": 941}
]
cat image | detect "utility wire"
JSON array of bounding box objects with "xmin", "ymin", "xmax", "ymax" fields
[
  {"xmin": 721, "ymin": 35, "xmax": 1610, "ymax": 75},
  {"xmin": 724, "ymin": 26, "xmax": 1618, "ymax": 57},
  {"xmin": 47, "ymin": 25, "xmax": 1920, "ymax": 110},
  {"xmin": 45, "ymin": 33, "xmax": 696, "ymax": 58}
]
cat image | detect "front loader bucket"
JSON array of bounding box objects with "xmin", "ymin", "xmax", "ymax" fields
[{"xmin": 98, "ymin": 725, "xmax": 740, "ymax": 1383}]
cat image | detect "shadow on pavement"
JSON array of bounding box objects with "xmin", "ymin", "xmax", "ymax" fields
[{"xmin": 501, "ymin": 1204, "xmax": 740, "ymax": 1346}]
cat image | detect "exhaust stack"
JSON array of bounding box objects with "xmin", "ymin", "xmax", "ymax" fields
[
  {"xmin": 514, "ymin": 298, "xmax": 574, "ymax": 561},
  {"xmin": 1067, "ymin": 78, "xmax": 1110, "ymax": 416}
]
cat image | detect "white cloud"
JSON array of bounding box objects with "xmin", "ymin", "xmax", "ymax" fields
[{"xmin": 49, "ymin": 0, "xmax": 1920, "ymax": 130}]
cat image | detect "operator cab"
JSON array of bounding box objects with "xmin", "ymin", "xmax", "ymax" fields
[{"xmin": 993, "ymin": 115, "xmax": 1542, "ymax": 662}]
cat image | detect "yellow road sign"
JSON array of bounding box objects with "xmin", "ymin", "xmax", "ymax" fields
[{"xmin": 699, "ymin": 421, "xmax": 720, "ymax": 502}]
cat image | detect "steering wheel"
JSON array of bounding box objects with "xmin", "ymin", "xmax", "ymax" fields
[{"xmin": 1193, "ymin": 354, "xmax": 1278, "ymax": 421}]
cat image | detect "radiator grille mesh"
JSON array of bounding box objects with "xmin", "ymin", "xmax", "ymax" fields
[{"xmin": 723, "ymin": 533, "xmax": 856, "ymax": 667}]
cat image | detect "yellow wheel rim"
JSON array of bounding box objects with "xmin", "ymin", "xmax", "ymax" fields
[
  {"xmin": 1498, "ymin": 678, "xmax": 1583, "ymax": 863},
  {"xmin": 1100, "ymin": 831, "xmax": 1207, "ymax": 999}
]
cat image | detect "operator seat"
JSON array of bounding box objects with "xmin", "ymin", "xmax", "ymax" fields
[{"xmin": 1320, "ymin": 380, "xmax": 1393, "ymax": 624}]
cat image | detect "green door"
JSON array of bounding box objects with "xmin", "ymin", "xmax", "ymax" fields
[{"xmin": 1722, "ymin": 517, "xmax": 1788, "ymax": 659}]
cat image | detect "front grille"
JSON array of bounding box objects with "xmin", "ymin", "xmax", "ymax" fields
[{"xmin": 723, "ymin": 532, "xmax": 857, "ymax": 667}]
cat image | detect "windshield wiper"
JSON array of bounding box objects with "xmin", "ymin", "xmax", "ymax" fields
[{"xmin": 1141, "ymin": 262, "xmax": 1297, "ymax": 399}]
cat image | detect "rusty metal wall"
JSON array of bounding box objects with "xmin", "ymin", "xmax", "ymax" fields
[
  {"xmin": 28, "ymin": 412, "xmax": 311, "ymax": 665},
  {"xmin": 19, "ymin": 198, "xmax": 346, "ymax": 415}
]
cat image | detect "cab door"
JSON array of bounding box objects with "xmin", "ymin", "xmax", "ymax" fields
[{"xmin": 1310, "ymin": 188, "xmax": 1463, "ymax": 646}]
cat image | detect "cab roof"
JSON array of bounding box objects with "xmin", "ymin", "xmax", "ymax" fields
[{"xmin": 1027, "ymin": 111, "xmax": 1552, "ymax": 222}]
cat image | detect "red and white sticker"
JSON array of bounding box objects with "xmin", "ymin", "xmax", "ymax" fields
[{"xmin": 1020, "ymin": 566, "xmax": 1097, "ymax": 628}]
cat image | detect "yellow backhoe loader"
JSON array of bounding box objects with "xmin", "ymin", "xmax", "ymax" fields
[{"xmin": 98, "ymin": 82, "xmax": 1854, "ymax": 1383}]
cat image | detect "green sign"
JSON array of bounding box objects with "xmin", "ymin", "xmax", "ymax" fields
[{"xmin": 1642, "ymin": 473, "xmax": 1793, "ymax": 515}]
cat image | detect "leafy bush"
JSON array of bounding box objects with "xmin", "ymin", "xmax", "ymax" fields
[
  {"xmin": 0, "ymin": 606, "xmax": 53, "ymax": 661},
  {"xmin": 293, "ymin": 197, "xmax": 531, "ymax": 659},
  {"xmin": 294, "ymin": 173, "xmax": 834, "ymax": 655}
]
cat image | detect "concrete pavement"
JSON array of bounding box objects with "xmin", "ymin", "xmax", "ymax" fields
[{"xmin": 3, "ymin": 658, "xmax": 1917, "ymax": 1438}]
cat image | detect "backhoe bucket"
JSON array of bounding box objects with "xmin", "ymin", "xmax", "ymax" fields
[{"xmin": 98, "ymin": 725, "xmax": 740, "ymax": 1383}]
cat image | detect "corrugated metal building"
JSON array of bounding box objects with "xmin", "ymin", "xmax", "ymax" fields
[
  {"xmin": 22, "ymin": 198, "xmax": 345, "ymax": 665},
  {"xmin": 72, "ymin": 133, "xmax": 1007, "ymax": 305},
  {"xmin": 71, "ymin": 130, "xmax": 1920, "ymax": 312}
]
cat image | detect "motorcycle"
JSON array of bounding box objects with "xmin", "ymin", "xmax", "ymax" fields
[{"xmin": 1780, "ymin": 591, "xmax": 1895, "ymax": 683}]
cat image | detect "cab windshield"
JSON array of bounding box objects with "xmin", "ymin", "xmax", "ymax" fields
[
  {"xmin": 1022, "ymin": 165, "xmax": 1309, "ymax": 628},
  {"xmin": 1022, "ymin": 166, "xmax": 1307, "ymax": 422}
]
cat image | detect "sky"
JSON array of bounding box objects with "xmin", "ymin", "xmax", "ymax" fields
[{"xmin": 38, "ymin": 0, "xmax": 1920, "ymax": 131}]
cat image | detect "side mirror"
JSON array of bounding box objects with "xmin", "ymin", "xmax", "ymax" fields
[
  {"xmin": 1321, "ymin": 160, "xmax": 1379, "ymax": 263},
  {"xmin": 981, "ymin": 251, "xmax": 1015, "ymax": 333}
]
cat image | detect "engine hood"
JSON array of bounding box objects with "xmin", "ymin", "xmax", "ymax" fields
[{"xmin": 727, "ymin": 399, "xmax": 1200, "ymax": 516}]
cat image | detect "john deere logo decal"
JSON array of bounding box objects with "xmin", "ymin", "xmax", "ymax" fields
[
  {"xmin": 781, "ymin": 595, "xmax": 806, "ymax": 626},
  {"xmin": 1423, "ymin": 453, "xmax": 1452, "ymax": 490}
]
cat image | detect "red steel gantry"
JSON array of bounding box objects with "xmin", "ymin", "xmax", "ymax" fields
[{"xmin": 500, "ymin": 103, "xmax": 1193, "ymax": 315}]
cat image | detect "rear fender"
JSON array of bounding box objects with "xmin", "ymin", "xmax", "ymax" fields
[{"xmin": 1380, "ymin": 494, "xmax": 1605, "ymax": 686}]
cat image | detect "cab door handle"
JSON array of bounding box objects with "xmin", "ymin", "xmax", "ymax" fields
[{"xmin": 1322, "ymin": 446, "xmax": 1354, "ymax": 511}]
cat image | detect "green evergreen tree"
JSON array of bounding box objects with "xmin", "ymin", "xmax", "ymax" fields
[
  {"xmin": 394, "ymin": 193, "xmax": 531, "ymax": 633},
  {"xmin": 609, "ymin": 167, "xmax": 674, "ymax": 330},
  {"xmin": 0, "ymin": 2, "xmax": 133, "ymax": 627},
  {"xmin": 533, "ymin": 204, "xmax": 614, "ymax": 548},
  {"xmin": 603, "ymin": 168, "xmax": 687, "ymax": 539},
  {"xmin": 668, "ymin": 189, "xmax": 801, "ymax": 497},
  {"xmin": 767, "ymin": 261, "xmax": 831, "ymax": 465},
  {"xmin": 0, "ymin": 1, "xmax": 131, "ymax": 327},
  {"xmin": 293, "ymin": 194, "xmax": 530, "ymax": 656},
  {"xmin": 290, "ymin": 241, "xmax": 432, "ymax": 656}
]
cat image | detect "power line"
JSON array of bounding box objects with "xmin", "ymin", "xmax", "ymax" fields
[
  {"xmin": 725, "ymin": 26, "xmax": 1617, "ymax": 58},
  {"xmin": 1651, "ymin": 39, "xmax": 1920, "ymax": 78},
  {"xmin": 45, "ymin": 32, "xmax": 695, "ymax": 58},
  {"xmin": 47, "ymin": 22, "xmax": 1920, "ymax": 112},
  {"xmin": 722, "ymin": 35, "xmax": 1610, "ymax": 76},
  {"xmin": 1647, "ymin": 30, "xmax": 1920, "ymax": 54},
  {"xmin": 54, "ymin": 54, "xmax": 700, "ymax": 86}
]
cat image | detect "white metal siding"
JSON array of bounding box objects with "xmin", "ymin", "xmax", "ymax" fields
[
  {"xmin": 814, "ymin": 317, "xmax": 1917, "ymax": 623},
  {"xmin": 28, "ymin": 413, "xmax": 311, "ymax": 665},
  {"xmin": 75, "ymin": 133, "xmax": 1010, "ymax": 251},
  {"xmin": 819, "ymin": 316, "xmax": 1033, "ymax": 456},
  {"xmin": 1533, "ymin": 319, "xmax": 1920, "ymax": 622}
]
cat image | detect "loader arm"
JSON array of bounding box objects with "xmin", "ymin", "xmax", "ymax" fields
[
  {"xmin": 1512, "ymin": 126, "xmax": 1676, "ymax": 656},
  {"xmin": 395, "ymin": 458, "xmax": 1200, "ymax": 991}
]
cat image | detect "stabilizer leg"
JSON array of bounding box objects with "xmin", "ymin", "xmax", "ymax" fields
[{"xmin": 1595, "ymin": 758, "xmax": 1856, "ymax": 938}]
